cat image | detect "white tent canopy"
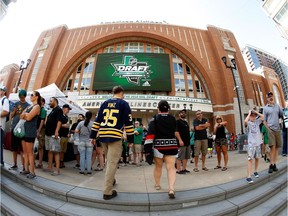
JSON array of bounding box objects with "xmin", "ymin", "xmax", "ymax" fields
[{"xmin": 9, "ymin": 83, "xmax": 87, "ymax": 117}]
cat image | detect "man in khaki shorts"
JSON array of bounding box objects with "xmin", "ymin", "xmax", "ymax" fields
[
  {"xmin": 59, "ymin": 104, "xmax": 71, "ymax": 168},
  {"xmin": 193, "ymin": 110, "xmax": 210, "ymax": 172},
  {"xmin": 263, "ymin": 92, "xmax": 283, "ymax": 173},
  {"xmin": 132, "ymin": 121, "xmax": 143, "ymax": 166}
]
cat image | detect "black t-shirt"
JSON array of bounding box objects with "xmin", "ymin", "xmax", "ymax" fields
[
  {"xmin": 176, "ymin": 119, "xmax": 190, "ymax": 146},
  {"xmin": 70, "ymin": 121, "xmax": 80, "ymax": 134},
  {"xmin": 59, "ymin": 114, "xmax": 69, "ymax": 137},
  {"xmin": 215, "ymin": 125, "xmax": 226, "ymax": 139},
  {"xmin": 45, "ymin": 106, "xmax": 63, "ymax": 136},
  {"xmin": 193, "ymin": 118, "xmax": 208, "ymax": 140}
]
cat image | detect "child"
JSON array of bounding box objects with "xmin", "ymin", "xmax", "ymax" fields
[{"xmin": 244, "ymin": 109, "xmax": 264, "ymax": 183}]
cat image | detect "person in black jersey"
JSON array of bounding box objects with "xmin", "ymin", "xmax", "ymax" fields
[
  {"xmin": 213, "ymin": 115, "xmax": 228, "ymax": 171},
  {"xmin": 144, "ymin": 100, "xmax": 178, "ymax": 199},
  {"xmin": 90, "ymin": 86, "xmax": 134, "ymax": 200}
]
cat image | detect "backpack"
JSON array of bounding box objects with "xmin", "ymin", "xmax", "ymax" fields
[{"xmin": 1, "ymin": 97, "xmax": 14, "ymax": 122}]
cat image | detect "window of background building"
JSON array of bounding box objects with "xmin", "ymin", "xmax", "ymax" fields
[
  {"xmin": 154, "ymin": 46, "xmax": 164, "ymax": 53},
  {"xmin": 116, "ymin": 44, "xmax": 122, "ymax": 53},
  {"xmin": 275, "ymin": 2, "xmax": 288, "ymax": 22},
  {"xmin": 104, "ymin": 46, "xmax": 114, "ymax": 53},
  {"xmin": 173, "ymin": 63, "xmax": 184, "ymax": 75},
  {"xmin": 146, "ymin": 44, "xmax": 152, "ymax": 53},
  {"xmin": 124, "ymin": 42, "xmax": 144, "ymax": 52},
  {"xmin": 175, "ymin": 79, "xmax": 185, "ymax": 92}
]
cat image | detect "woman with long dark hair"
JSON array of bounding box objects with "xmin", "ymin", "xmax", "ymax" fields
[
  {"xmin": 144, "ymin": 100, "xmax": 178, "ymax": 199},
  {"xmin": 74, "ymin": 111, "xmax": 93, "ymax": 174},
  {"xmin": 20, "ymin": 91, "xmax": 41, "ymax": 179},
  {"xmin": 214, "ymin": 115, "xmax": 228, "ymax": 171}
]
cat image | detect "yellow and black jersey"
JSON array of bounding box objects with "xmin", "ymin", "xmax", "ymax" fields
[{"xmin": 90, "ymin": 98, "xmax": 134, "ymax": 143}]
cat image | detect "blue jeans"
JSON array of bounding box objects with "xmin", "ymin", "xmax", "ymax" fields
[
  {"xmin": 78, "ymin": 141, "xmax": 93, "ymax": 172},
  {"xmin": 0, "ymin": 128, "xmax": 4, "ymax": 164}
]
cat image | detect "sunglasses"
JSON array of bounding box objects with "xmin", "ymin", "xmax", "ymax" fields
[{"xmin": 30, "ymin": 93, "xmax": 37, "ymax": 97}]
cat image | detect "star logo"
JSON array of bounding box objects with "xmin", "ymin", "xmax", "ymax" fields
[{"xmin": 111, "ymin": 55, "xmax": 152, "ymax": 86}]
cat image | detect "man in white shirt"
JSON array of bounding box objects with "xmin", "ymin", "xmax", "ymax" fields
[{"xmin": 0, "ymin": 86, "xmax": 10, "ymax": 165}]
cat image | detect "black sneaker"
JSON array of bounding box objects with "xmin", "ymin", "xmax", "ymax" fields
[
  {"xmin": 273, "ymin": 164, "xmax": 278, "ymax": 172},
  {"xmin": 183, "ymin": 169, "xmax": 190, "ymax": 173},
  {"xmin": 246, "ymin": 178, "xmax": 253, "ymax": 184},
  {"xmin": 176, "ymin": 170, "xmax": 185, "ymax": 174},
  {"xmin": 9, "ymin": 165, "xmax": 18, "ymax": 170},
  {"xmin": 103, "ymin": 190, "xmax": 117, "ymax": 200},
  {"xmin": 27, "ymin": 173, "xmax": 36, "ymax": 179},
  {"xmin": 268, "ymin": 164, "xmax": 273, "ymax": 173},
  {"xmin": 254, "ymin": 172, "xmax": 259, "ymax": 178}
]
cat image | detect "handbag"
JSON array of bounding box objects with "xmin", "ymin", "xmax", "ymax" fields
[
  {"xmin": 33, "ymin": 139, "xmax": 39, "ymax": 154},
  {"xmin": 68, "ymin": 134, "xmax": 74, "ymax": 143},
  {"xmin": 13, "ymin": 119, "xmax": 26, "ymax": 138}
]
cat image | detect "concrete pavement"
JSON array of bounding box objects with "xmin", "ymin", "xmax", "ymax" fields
[{"xmin": 2, "ymin": 149, "xmax": 287, "ymax": 193}]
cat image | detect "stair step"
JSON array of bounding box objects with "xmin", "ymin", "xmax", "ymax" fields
[
  {"xmin": 1, "ymin": 175, "xmax": 66, "ymax": 216},
  {"xmin": 277, "ymin": 207, "xmax": 288, "ymax": 216},
  {"xmin": 1, "ymin": 191, "xmax": 45, "ymax": 216},
  {"xmin": 227, "ymin": 172, "xmax": 287, "ymax": 214},
  {"xmin": 0, "ymin": 161, "xmax": 287, "ymax": 215},
  {"xmin": 239, "ymin": 188, "xmax": 287, "ymax": 216}
]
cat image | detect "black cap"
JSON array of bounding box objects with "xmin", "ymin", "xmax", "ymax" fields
[
  {"xmin": 63, "ymin": 104, "xmax": 72, "ymax": 110},
  {"xmin": 158, "ymin": 100, "xmax": 170, "ymax": 112},
  {"xmin": 266, "ymin": 92, "xmax": 273, "ymax": 97}
]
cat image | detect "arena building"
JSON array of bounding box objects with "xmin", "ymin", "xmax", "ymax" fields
[{"xmin": 4, "ymin": 21, "xmax": 286, "ymax": 134}]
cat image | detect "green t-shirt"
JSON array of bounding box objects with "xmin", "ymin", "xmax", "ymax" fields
[
  {"xmin": 261, "ymin": 125, "xmax": 269, "ymax": 145},
  {"xmin": 134, "ymin": 127, "xmax": 143, "ymax": 144},
  {"xmin": 190, "ymin": 131, "xmax": 195, "ymax": 145}
]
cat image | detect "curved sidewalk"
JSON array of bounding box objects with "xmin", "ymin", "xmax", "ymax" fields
[{"xmin": 2, "ymin": 149, "xmax": 287, "ymax": 193}]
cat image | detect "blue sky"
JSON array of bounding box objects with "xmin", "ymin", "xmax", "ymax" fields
[{"xmin": 0, "ymin": 0, "xmax": 287, "ymax": 69}]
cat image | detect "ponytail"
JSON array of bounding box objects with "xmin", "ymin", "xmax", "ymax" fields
[{"xmin": 84, "ymin": 111, "xmax": 92, "ymax": 127}]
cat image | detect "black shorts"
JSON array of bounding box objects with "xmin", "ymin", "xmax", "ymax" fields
[
  {"xmin": 23, "ymin": 137, "xmax": 36, "ymax": 143},
  {"xmin": 11, "ymin": 130, "xmax": 23, "ymax": 151}
]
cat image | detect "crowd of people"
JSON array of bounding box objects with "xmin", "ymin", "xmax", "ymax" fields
[{"xmin": 0, "ymin": 85, "xmax": 287, "ymax": 200}]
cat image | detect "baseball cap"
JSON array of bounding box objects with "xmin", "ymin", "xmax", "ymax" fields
[
  {"xmin": 266, "ymin": 92, "xmax": 273, "ymax": 97},
  {"xmin": 18, "ymin": 89, "xmax": 27, "ymax": 97},
  {"xmin": 0, "ymin": 86, "xmax": 7, "ymax": 92},
  {"xmin": 63, "ymin": 104, "xmax": 72, "ymax": 110},
  {"xmin": 158, "ymin": 100, "xmax": 170, "ymax": 112}
]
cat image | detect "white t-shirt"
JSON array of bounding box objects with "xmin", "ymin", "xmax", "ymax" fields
[
  {"xmin": 0, "ymin": 96, "xmax": 10, "ymax": 131},
  {"xmin": 247, "ymin": 118, "xmax": 262, "ymax": 147}
]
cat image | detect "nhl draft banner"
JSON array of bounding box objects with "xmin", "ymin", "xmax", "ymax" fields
[{"xmin": 93, "ymin": 53, "xmax": 172, "ymax": 91}]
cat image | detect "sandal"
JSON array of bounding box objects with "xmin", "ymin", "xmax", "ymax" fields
[
  {"xmin": 36, "ymin": 164, "xmax": 43, "ymax": 169},
  {"xmin": 154, "ymin": 185, "xmax": 161, "ymax": 190},
  {"xmin": 193, "ymin": 168, "xmax": 199, "ymax": 172},
  {"xmin": 168, "ymin": 190, "xmax": 175, "ymax": 199},
  {"xmin": 214, "ymin": 165, "xmax": 222, "ymax": 169},
  {"xmin": 51, "ymin": 171, "xmax": 60, "ymax": 176},
  {"xmin": 221, "ymin": 167, "xmax": 228, "ymax": 171},
  {"xmin": 202, "ymin": 167, "xmax": 209, "ymax": 171}
]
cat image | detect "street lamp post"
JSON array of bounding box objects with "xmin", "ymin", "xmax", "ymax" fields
[
  {"xmin": 183, "ymin": 103, "xmax": 193, "ymax": 126},
  {"xmin": 221, "ymin": 56, "xmax": 244, "ymax": 135},
  {"xmin": 15, "ymin": 59, "xmax": 31, "ymax": 93}
]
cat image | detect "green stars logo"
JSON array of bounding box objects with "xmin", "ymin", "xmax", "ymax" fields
[{"xmin": 111, "ymin": 55, "xmax": 152, "ymax": 86}]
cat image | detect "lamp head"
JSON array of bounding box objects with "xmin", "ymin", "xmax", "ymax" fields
[
  {"xmin": 189, "ymin": 104, "xmax": 193, "ymax": 110},
  {"xmin": 27, "ymin": 59, "xmax": 31, "ymax": 66},
  {"xmin": 183, "ymin": 103, "xmax": 186, "ymax": 109},
  {"xmin": 221, "ymin": 56, "xmax": 227, "ymax": 66},
  {"xmin": 20, "ymin": 60, "xmax": 25, "ymax": 68},
  {"xmin": 231, "ymin": 59, "xmax": 237, "ymax": 69}
]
